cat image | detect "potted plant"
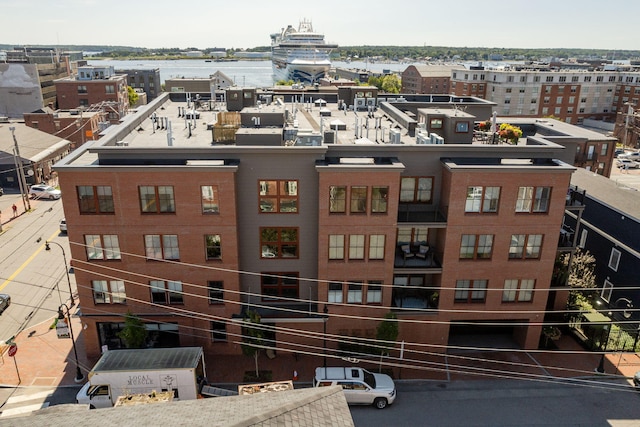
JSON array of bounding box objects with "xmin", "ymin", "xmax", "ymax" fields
[
  {"xmin": 498, "ymin": 123, "xmax": 523, "ymax": 143},
  {"xmin": 478, "ymin": 120, "xmax": 492, "ymax": 132}
]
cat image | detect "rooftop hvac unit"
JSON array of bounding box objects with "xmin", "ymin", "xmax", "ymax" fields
[
  {"xmin": 366, "ymin": 98, "xmax": 376, "ymax": 107},
  {"xmin": 324, "ymin": 131, "xmax": 335, "ymax": 144},
  {"xmin": 389, "ymin": 128, "xmax": 401, "ymax": 144},
  {"xmin": 430, "ymin": 133, "xmax": 444, "ymax": 144},
  {"xmin": 416, "ymin": 133, "xmax": 430, "ymax": 145},
  {"xmin": 354, "ymin": 98, "xmax": 366, "ymax": 110}
]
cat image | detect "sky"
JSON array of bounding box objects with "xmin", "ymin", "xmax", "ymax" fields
[{"xmin": 1, "ymin": 0, "xmax": 638, "ymax": 51}]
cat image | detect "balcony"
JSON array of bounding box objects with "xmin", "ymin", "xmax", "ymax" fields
[
  {"xmin": 392, "ymin": 287, "xmax": 439, "ymax": 311},
  {"xmin": 397, "ymin": 203, "xmax": 447, "ymax": 225},
  {"xmin": 565, "ymin": 185, "xmax": 586, "ymax": 209},
  {"xmin": 394, "ymin": 243, "xmax": 442, "ymax": 270}
]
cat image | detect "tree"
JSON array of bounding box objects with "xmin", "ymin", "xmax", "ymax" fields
[
  {"xmin": 117, "ymin": 311, "xmax": 147, "ymax": 348},
  {"xmin": 241, "ymin": 309, "xmax": 265, "ymax": 378},
  {"xmin": 376, "ymin": 312, "xmax": 399, "ymax": 372},
  {"xmin": 127, "ymin": 86, "xmax": 139, "ymax": 107},
  {"xmin": 381, "ymin": 75, "xmax": 401, "ymax": 94},
  {"xmin": 556, "ymin": 248, "xmax": 597, "ymax": 309}
]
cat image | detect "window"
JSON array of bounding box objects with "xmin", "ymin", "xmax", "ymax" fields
[
  {"xmin": 608, "ymin": 248, "xmax": 621, "ymax": 271},
  {"xmin": 347, "ymin": 234, "xmax": 365, "ymax": 260},
  {"xmin": 455, "ymin": 122, "xmax": 469, "ymax": 132},
  {"xmin": 509, "ymin": 234, "xmax": 543, "ymax": 259},
  {"xmin": 259, "ymin": 180, "xmax": 298, "ymax": 213},
  {"xmin": 261, "ymin": 273, "xmax": 298, "ymax": 299},
  {"xmin": 502, "ymin": 279, "xmax": 534, "ymax": 302},
  {"xmin": 328, "ymin": 282, "xmax": 343, "ymax": 303},
  {"xmin": 465, "ymin": 186, "xmax": 500, "ymax": 213},
  {"xmin": 350, "ymin": 186, "xmax": 367, "ymax": 213},
  {"xmin": 105, "ymin": 85, "xmax": 115, "ymax": 94},
  {"xmin": 400, "ymin": 177, "xmax": 433, "ymax": 203},
  {"xmin": 601, "ymin": 280, "xmax": 613, "ymax": 302},
  {"xmin": 261, "ymin": 228, "xmax": 298, "ymax": 259},
  {"xmin": 367, "ymin": 282, "xmax": 382, "ymax": 304},
  {"xmin": 77, "ymin": 85, "xmax": 87, "ymax": 93},
  {"xmin": 459, "ymin": 234, "xmax": 493, "ymax": 259},
  {"xmin": 430, "ymin": 118, "xmax": 443, "ymax": 129},
  {"xmin": 139, "ymin": 186, "xmax": 175, "ymax": 213},
  {"xmin": 371, "ymin": 186, "xmax": 388, "ymax": 213},
  {"xmin": 600, "ymin": 143, "xmax": 608, "ymax": 156},
  {"xmin": 201, "ymin": 185, "xmax": 219, "ymax": 213},
  {"xmin": 205, "ymin": 234, "xmax": 221, "ymax": 260},
  {"xmin": 368, "ymin": 234, "xmax": 385, "ymax": 260},
  {"xmin": 515, "ymin": 186, "xmax": 551, "ymax": 213},
  {"xmin": 347, "ymin": 282, "xmax": 363, "ymax": 303},
  {"xmin": 211, "ymin": 321, "xmax": 227, "ymax": 341},
  {"xmin": 546, "ymin": 76, "xmax": 553, "ymax": 82},
  {"xmin": 144, "ymin": 234, "xmax": 179, "ymax": 260},
  {"xmin": 329, "ymin": 185, "xmax": 346, "ymax": 213},
  {"xmin": 329, "ymin": 235, "xmax": 345, "ymax": 260},
  {"xmin": 92, "ymin": 280, "xmax": 126, "ymax": 304},
  {"xmin": 78, "ymin": 186, "xmax": 114, "ymax": 214},
  {"xmin": 454, "ymin": 279, "xmax": 487, "ymax": 303},
  {"xmin": 85, "ymin": 234, "xmax": 121, "ymax": 260},
  {"xmin": 150, "ymin": 280, "xmax": 183, "ymax": 304},
  {"xmin": 208, "ymin": 281, "xmax": 223, "ymax": 304}
]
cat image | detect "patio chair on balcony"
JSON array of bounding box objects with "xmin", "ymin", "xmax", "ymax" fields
[
  {"xmin": 401, "ymin": 245, "xmax": 414, "ymax": 265},
  {"xmin": 415, "ymin": 245, "xmax": 429, "ymax": 259}
]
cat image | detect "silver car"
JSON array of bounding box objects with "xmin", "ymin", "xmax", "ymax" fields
[
  {"xmin": 29, "ymin": 184, "xmax": 61, "ymax": 200},
  {"xmin": 0, "ymin": 293, "xmax": 10, "ymax": 314}
]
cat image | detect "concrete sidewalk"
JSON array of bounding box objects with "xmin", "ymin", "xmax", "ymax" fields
[{"xmin": 2, "ymin": 320, "xmax": 639, "ymax": 390}]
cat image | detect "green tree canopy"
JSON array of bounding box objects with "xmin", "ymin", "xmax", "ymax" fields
[
  {"xmin": 127, "ymin": 86, "xmax": 139, "ymax": 107},
  {"xmin": 117, "ymin": 311, "xmax": 147, "ymax": 348},
  {"xmin": 241, "ymin": 310, "xmax": 265, "ymax": 377}
]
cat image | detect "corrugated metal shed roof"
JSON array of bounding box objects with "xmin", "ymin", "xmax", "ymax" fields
[{"xmin": 93, "ymin": 347, "xmax": 203, "ymax": 372}]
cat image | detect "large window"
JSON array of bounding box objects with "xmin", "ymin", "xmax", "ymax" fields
[
  {"xmin": 459, "ymin": 234, "xmax": 493, "ymax": 259},
  {"xmin": 85, "ymin": 234, "xmax": 121, "ymax": 260},
  {"xmin": 139, "ymin": 186, "xmax": 175, "ymax": 213},
  {"xmin": 144, "ymin": 235, "xmax": 180, "ymax": 260},
  {"xmin": 211, "ymin": 321, "xmax": 227, "ymax": 342},
  {"xmin": 367, "ymin": 281, "xmax": 382, "ymax": 304},
  {"xmin": 259, "ymin": 180, "xmax": 298, "ymax": 213},
  {"xmin": 400, "ymin": 177, "xmax": 433, "ymax": 203},
  {"xmin": 608, "ymin": 248, "xmax": 621, "ymax": 271},
  {"xmin": 92, "ymin": 280, "xmax": 126, "ymax": 304},
  {"xmin": 349, "ymin": 235, "xmax": 365, "ymax": 260},
  {"xmin": 516, "ymin": 186, "xmax": 551, "ymax": 213},
  {"xmin": 260, "ymin": 228, "xmax": 298, "ymax": 259},
  {"xmin": 509, "ymin": 234, "xmax": 543, "ymax": 259},
  {"xmin": 350, "ymin": 186, "xmax": 367, "ymax": 213},
  {"xmin": 329, "ymin": 235, "xmax": 345, "ymax": 260},
  {"xmin": 347, "ymin": 282, "xmax": 363, "ymax": 303},
  {"xmin": 329, "ymin": 186, "xmax": 346, "ymax": 213},
  {"xmin": 328, "ymin": 282, "xmax": 343, "ymax": 303},
  {"xmin": 78, "ymin": 186, "xmax": 114, "ymax": 214},
  {"xmin": 454, "ymin": 279, "xmax": 487, "ymax": 303},
  {"xmin": 371, "ymin": 186, "xmax": 388, "ymax": 213},
  {"xmin": 208, "ymin": 281, "xmax": 224, "ymax": 304},
  {"xmin": 150, "ymin": 280, "xmax": 183, "ymax": 304},
  {"xmin": 465, "ymin": 186, "xmax": 500, "ymax": 213},
  {"xmin": 502, "ymin": 279, "xmax": 535, "ymax": 302},
  {"xmin": 368, "ymin": 235, "xmax": 385, "ymax": 260},
  {"xmin": 205, "ymin": 234, "xmax": 222, "ymax": 260},
  {"xmin": 201, "ymin": 185, "xmax": 219, "ymax": 213},
  {"xmin": 261, "ymin": 273, "xmax": 299, "ymax": 299}
]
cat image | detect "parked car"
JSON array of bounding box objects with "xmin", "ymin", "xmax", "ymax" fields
[
  {"xmin": 634, "ymin": 371, "xmax": 640, "ymax": 390},
  {"xmin": 29, "ymin": 184, "xmax": 61, "ymax": 200},
  {"xmin": 614, "ymin": 148, "xmax": 626, "ymax": 158},
  {"xmin": 314, "ymin": 367, "xmax": 396, "ymax": 409},
  {"xmin": 0, "ymin": 186, "xmax": 3, "ymax": 196},
  {"xmin": 617, "ymin": 158, "xmax": 639, "ymax": 169},
  {"xmin": 59, "ymin": 218, "xmax": 67, "ymax": 234},
  {"xmin": 0, "ymin": 293, "xmax": 10, "ymax": 314},
  {"xmin": 618, "ymin": 151, "xmax": 640, "ymax": 160}
]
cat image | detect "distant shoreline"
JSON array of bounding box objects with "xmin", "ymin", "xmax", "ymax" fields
[{"xmin": 87, "ymin": 56, "xmax": 267, "ymax": 61}]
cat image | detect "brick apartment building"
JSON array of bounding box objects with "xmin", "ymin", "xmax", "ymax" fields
[
  {"xmin": 401, "ymin": 64, "xmax": 464, "ymax": 94},
  {"xmin": 55, "ymin": 90, "xmax": 580, "ymax": 367},
  {"xmin": 23, "ymin": 107, "xmax": 105, "ymax": 147},
  {"xmin": 55, "ymin": 65, "xmax": 129, "ymax": 123}
]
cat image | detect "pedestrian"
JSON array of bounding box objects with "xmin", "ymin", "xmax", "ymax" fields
[{"xmin": 12, "ymin": 203, "xmax": 17, "ymax": 218}]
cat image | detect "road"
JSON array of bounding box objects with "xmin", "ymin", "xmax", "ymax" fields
[
  {"xmin": 350, "ymin": 379, "xmax": 640, "ymax": 426},
  {"xmin": 0, "ymin": 192, "xmax": 73, "ymax": 345}
]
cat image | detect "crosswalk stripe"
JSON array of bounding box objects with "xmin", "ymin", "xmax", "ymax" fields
[
  {"xmin": 1, "ymin": 402, "xmax": 50, "ymax": 418},
  {"xmin": 5, "ymin": 390, "xmax": 54, "ymax": 404}
]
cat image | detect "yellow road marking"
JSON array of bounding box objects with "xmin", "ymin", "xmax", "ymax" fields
[{"xmin": 0, "ymin": 230, "xmax": 61, "ymax": 292}]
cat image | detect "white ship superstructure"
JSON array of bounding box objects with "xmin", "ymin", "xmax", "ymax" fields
[{"xmin": 270, "ymin": 19, "xmax": 337, "ymax": 84}]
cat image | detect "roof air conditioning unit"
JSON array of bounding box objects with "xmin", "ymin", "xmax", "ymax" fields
[{"xmin": 389, "ymin": 128, "xmax": 401, "ymax": 144}]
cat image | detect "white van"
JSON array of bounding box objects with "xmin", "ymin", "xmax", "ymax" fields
[{"xmin": 313, "ymin": 367, "xmax": 396, "ymax": 409}]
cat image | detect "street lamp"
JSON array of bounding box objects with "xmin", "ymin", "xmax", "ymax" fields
[
  {"xmin": 323, "ymin": 305, "xmax": 329, "ymax": 368},
  {"xmin": 58, "ymin": 303, "xmax": 84, "ymax": 383},
  {"xmin": 45, "ymin": 241, "xmax": 75, "ymax": 307}
]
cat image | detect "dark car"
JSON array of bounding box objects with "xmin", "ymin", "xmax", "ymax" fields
[{"xmin": 0, "ymin": 293, "xmax": 10, "ymax": 314}]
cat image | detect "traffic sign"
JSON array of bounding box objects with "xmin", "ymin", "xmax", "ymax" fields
[{"xmin": 8, "ymin": 344, "xmax": 17, "ymax": 357}]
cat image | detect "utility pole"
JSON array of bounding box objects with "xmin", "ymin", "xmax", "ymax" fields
[{"xmin": 10, "ymin": 127, "xmax": 31, "ymax": 211}]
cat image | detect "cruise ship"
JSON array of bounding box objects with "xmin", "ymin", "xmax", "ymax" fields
[{"xmin": 270, "ymin": 20, "xmax": 338, "ymax": 84}]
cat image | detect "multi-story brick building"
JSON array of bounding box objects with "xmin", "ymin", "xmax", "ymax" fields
[
  {"xmin": 55, "ymin": 91, "xmax": 580, "ymax": 371},
  {"xmin": 117, "ymin": 68, "xmax": 161, "ymax": 101},
  {"xmin": 54, "ymin": 65, "xmax": 129, "ymax": 123},
  {"xmin": 401, "ymin": 65, "xmax": 464, "ymax": 94},
  {"xmin": 23, "ymin": 107, "xmax": 106, "ymax": 147}
]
